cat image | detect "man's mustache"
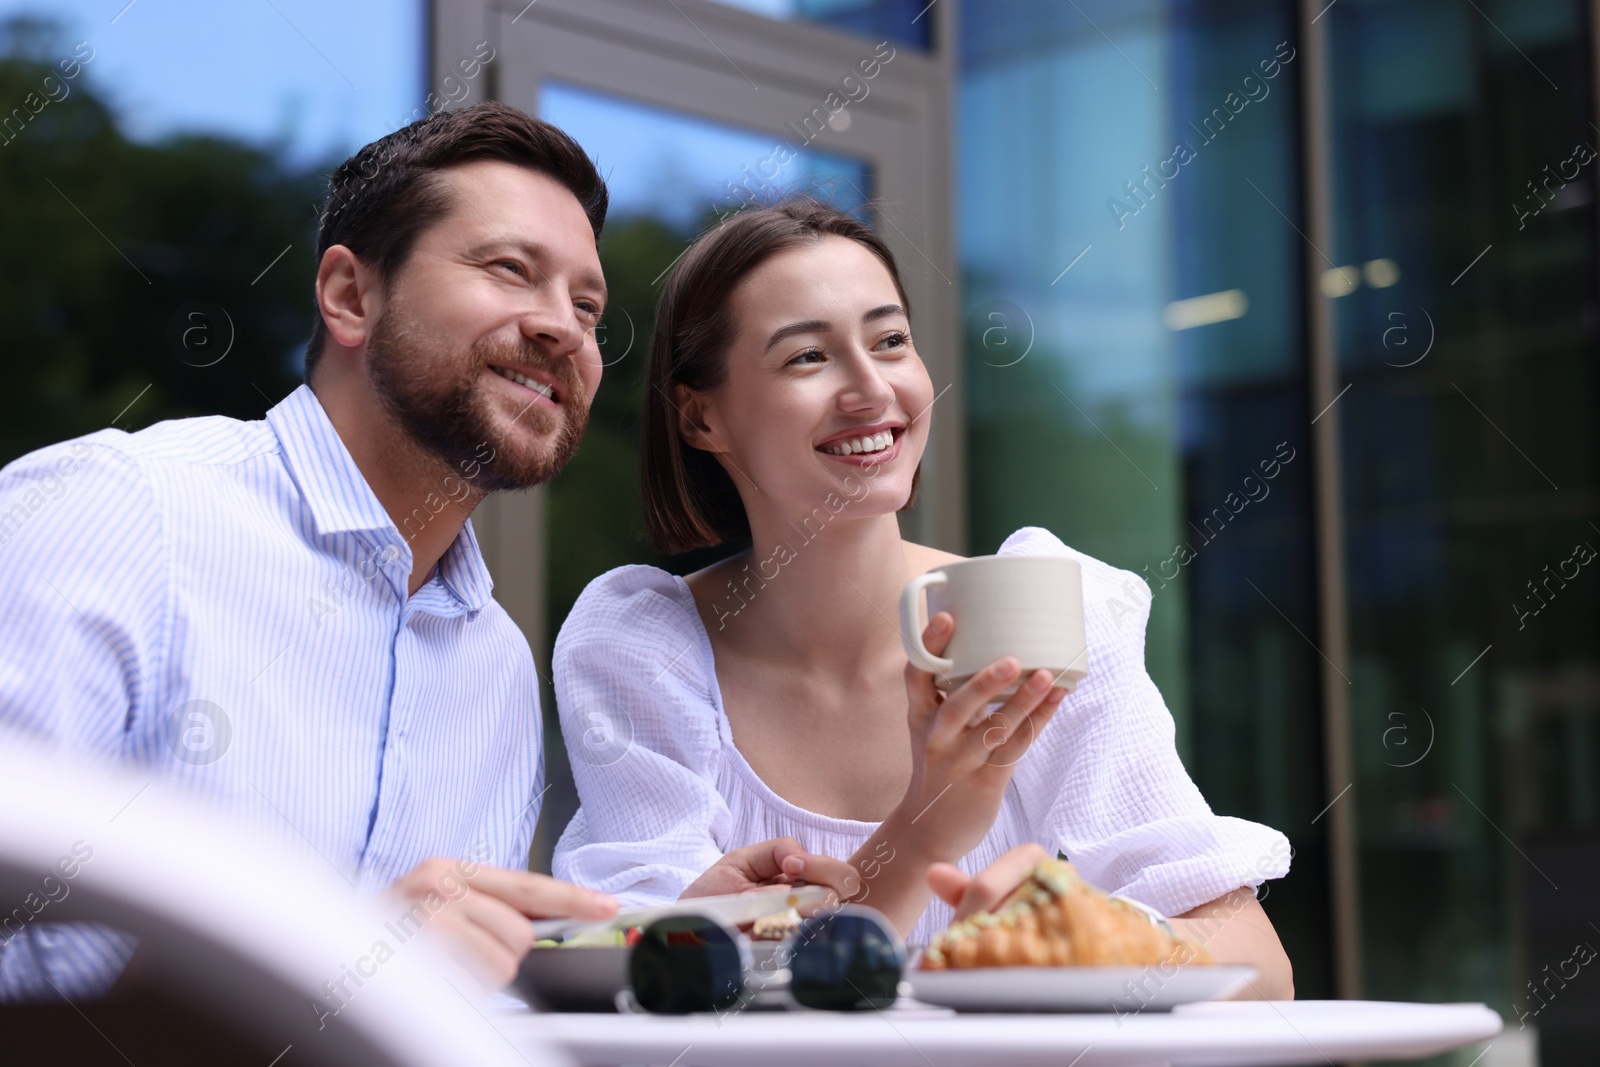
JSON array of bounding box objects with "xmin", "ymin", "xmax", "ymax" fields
[{"xmin": 475, "ymin": 338, "xmax": 586, "ymax": 407}]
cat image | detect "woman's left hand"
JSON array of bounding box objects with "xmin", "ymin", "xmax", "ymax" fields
[{"xmin": 680, "ymin": 836, "xmax": 860, "ymax": 905}]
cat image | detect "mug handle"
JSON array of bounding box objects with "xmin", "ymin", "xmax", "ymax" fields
[{"xmin": 899, "ymin": 571, "xmax": 955, "ymax": 677}]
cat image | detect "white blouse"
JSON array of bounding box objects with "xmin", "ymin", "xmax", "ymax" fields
[{"xmin": 552, "ymin": 527, "xmax": 1291, "ymax": 945}]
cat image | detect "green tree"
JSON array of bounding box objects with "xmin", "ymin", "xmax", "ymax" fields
[{"xmin": 0, "ymin": 16, "xmax": 327, "ymax": 467}]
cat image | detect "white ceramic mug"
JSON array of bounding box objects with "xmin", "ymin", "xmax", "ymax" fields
[{"xmin": 899, "ymin": 555, "xmax": 1088, "ymax": 698}]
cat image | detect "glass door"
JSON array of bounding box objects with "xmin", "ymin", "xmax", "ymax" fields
[{"xmin": 434, "ymin": 0, "xmax": 957, "ymax": 866}]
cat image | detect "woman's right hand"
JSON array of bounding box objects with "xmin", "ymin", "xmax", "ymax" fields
[
  {"xmin": 833, "ymin": 612, "xmax": 1067, "ymax": 938},
  {"xmin": 928, "ymin": 843, "xmax": 1051, "ymax": 921},
  {"xmin": 894, "ymin": 611, "xmax": 1066, "ymax": 864}
]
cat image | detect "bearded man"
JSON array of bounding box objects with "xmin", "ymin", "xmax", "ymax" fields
[{"xmin": 0, "ymin": 101, "xmax": 832, "ymax": 1001}]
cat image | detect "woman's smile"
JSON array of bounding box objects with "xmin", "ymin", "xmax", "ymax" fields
[{"xmin": 816, "ymin": 423, "xmax": 904, "ymax": 466}]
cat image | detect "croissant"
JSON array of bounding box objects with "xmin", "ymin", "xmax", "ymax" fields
[{"xmin": 920, "ymin": 859, "xmax": 1211, "ymax": 970}]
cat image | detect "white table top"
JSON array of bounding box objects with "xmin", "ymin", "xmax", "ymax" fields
[{"xmin": 488, "ymin": 999, "xmax": 1502, "ymax": 1067}]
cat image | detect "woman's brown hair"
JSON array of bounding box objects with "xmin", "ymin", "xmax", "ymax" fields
[{"xmin": 641, "ymin": 197, "xmax": 919, "ymax": 554}]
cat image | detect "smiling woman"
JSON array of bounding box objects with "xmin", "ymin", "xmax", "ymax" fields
[
  {"xmin": 640, "ymin": 200, "xmax": 923, "ymax": 551},
  {"xmin": 700, "ymin": 374, "xmax": 909, "ymax": 632},
  {"xmin": 549, "ymin": 198, "xmax": 1295, "ymax": 997}
]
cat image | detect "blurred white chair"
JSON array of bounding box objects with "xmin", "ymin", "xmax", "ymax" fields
[{"xmin": 0, "ymin": 736, "xmax": 568, "ymax": 1067}]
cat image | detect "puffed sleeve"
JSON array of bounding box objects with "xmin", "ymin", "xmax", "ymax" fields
[
  {"xmin": 1002, "ymin": 528, "xmax": 1292, "ymax": 917},
  {"xmin": 551, "ymin": 566, "xmax": 733, "ymax": 906}
]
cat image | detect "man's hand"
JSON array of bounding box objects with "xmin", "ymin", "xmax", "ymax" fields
[
  {"xmin": 385, "ymin": 857, "xmax": 617, "ymax": 988},
  {"xmin": 927, "ymin": 843, "xmax": 1049, "ymax": 921},
  {"xmin": 680, "ymin": 837, "xmax": 861, "ymax": 906}
]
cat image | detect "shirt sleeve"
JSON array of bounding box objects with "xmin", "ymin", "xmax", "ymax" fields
[
  {"xmin": 0, "ymin": 924, "xmax": 138, "ymax": 1002},
  {"xmin": 0, "ymin": 436, "xmax": 169, "ymax": 750},
  {"xmin": 1005, "ymin": 530, "xmax": 1292, "ymax": 917},
  {"xmin": 551, "ymin": 567, "xmax": 732, "ymax": 906},
  {"xmin": 0, "ymin": 436, "xmax": 169, "ymax": 1001}
]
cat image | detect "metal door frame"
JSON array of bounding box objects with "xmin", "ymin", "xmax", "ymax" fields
[{"xmin": 434, "ymin": 0, "xmax": 963, "ymax": 661}]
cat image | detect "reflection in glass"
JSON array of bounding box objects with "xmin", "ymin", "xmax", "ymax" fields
[
  {"xmin": 1325, "ymin": 0, "xmax": 1599, "ymax": 1059},
  {"xmin": 708, "ymin": 0, "xmax": 933, "ymax": 50},
  {"xmin": 541, "ymin": 83, "xmax": 870, "ymax": 228},
  {"xmin": 958, "ymin": 0, "xmax": 1330, "ymax": 996}
]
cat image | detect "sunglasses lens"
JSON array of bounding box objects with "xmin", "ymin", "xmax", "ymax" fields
[
  {"xmin": 788, "ymin": 911, "xmax": 903, "ymax": 1011},
  {"xmin": 629, "ymin": 916, "xmax": 744, "ymax": 1014}
]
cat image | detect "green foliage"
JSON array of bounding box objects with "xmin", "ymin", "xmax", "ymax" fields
[
  {"xmin": 0, "ymin": 14, "xmax": 720, "ymax": 664},
  {"xmin": 544, "ymin": 214, "xmax": 687, "ymax": 644},
  {"xmin": 0, "ymin": 16, "xmax": 328, "ymax": 467},
  {"xmin": 543, "ymin": 209, "xmax": 749, "ymax": 651}
]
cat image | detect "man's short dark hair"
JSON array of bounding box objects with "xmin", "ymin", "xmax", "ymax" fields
[{"xmin": 304, "ymin": 100, "xmax": 607, "ymax": 380}]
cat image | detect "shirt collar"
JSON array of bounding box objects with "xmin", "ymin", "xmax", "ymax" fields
[
  {"xmin": 267, "ymin": 385, "xmax": 495, "ymax": 615},
  {"xmin": 267, "ymin": 384, "xmax": 394, "ymax": 538},
  {"xmin": 432, "ymin": 518, "xmax": 494, "ymax": 615}
]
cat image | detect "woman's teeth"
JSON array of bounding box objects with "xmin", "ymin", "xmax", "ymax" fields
[
  {"xmin": 823, "ymin": 430, "xmax": 894, "ymax": 456},
  {"xmin": 492, "ymin": 365, "xmax": 554, "ymax": 400}
]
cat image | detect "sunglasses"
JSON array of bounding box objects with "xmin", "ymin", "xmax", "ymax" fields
[{"xmin": 622, "ymin": 904, "xmax": 905, "ymax": 1014}]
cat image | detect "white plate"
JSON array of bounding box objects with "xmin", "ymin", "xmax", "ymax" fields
[{"xmin": 905, "ymin": 964, "xmax": 1256, "ymax": 1013}]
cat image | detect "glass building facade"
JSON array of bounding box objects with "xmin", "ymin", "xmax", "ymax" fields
[
  {"xmin": 953, "ymin": 0, "xmax": 1600, "ymax": 1061},
  {"xmin": 957, "ymin": 0, "xmax": 1334, "ymax": 999},
  {"xmin": 712, "ymin": 0, "xmax": 936, "ymax": 48},
  {"xmin": 1323, "ymin": 3, "xmax": 1598, "ymax": 1060}
]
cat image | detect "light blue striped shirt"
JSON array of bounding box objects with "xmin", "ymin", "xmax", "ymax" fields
[{"xmin": 0, "ymin": 385, "xmax": 542, "ymax": 1000}]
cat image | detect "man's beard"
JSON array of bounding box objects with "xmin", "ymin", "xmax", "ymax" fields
[{"xmin": 366, "ymin": 309, "xmax": 588, "ymax": 493}]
